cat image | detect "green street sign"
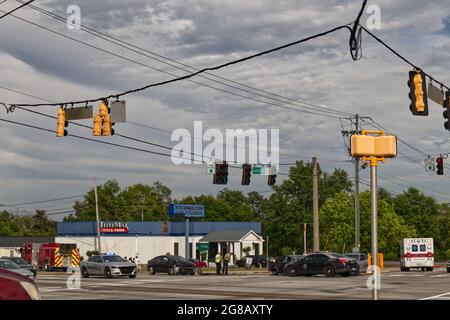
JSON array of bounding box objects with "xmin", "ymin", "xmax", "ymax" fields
[
  {"xmin": 198, "ymin": 243, "xmax": 209, "ymax": 252},
  {"xmin": 252, "ymin": 166, "xmax": 262, "ymax": 174}
]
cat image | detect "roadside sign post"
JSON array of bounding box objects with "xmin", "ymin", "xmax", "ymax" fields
[{"xmin": 169, "ymin": 204, "xmax": 205, "ymax": 260}]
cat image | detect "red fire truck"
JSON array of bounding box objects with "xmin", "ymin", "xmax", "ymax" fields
[{"xmin": 21, "ymin": 243, "xmax": 80, "ymax": 271}]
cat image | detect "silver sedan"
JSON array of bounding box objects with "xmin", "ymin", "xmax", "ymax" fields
[
  {"xmin": 0, "ymin": 259, "xmax": 35, "ymax": 281},
  {"xmin": 80, "ymin": 255, "xmax": 136, "ymax": 278}
]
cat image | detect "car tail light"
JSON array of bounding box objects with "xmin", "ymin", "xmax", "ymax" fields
[{"xmin": 339, "ymin": 258, "xmax": 347, "ymax": 265}]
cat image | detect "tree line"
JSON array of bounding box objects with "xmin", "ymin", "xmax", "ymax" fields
[{"xmin": 1, "ymin": 161, "xmax": 449, "ymax": 259}]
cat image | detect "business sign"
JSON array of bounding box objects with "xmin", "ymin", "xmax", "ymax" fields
[
  {"xmin": 99, "ymin": 222, "xmax": 129, "ymax": 233},
  {"xmin": 169, "ymin": 204, "xmax": 205, "ymax": 218},
  {"xmin": 197, "ymin": 242, "xmax": 209, "ymax": 252}
]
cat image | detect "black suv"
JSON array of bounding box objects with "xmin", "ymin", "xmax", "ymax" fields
[
  {"xmin": 235, "ymin": 255, "xmax": 267, "ymax": 268},
  {"xmin": 284, "ymin": 252, "xmax": 360, "ymax": 277}
]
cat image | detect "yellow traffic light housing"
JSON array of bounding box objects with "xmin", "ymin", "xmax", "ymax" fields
[
  {"xmin": 56, "ymin": 106, "xmax": 68, "ymax": 137},
  {"xmin": 350, "ymin": 130, "xmax": 397, "ymax": 164},
  {"xmin": 92, "ymin": 113, "xmax": 103, "ymax": 136},
  {"xmin": 407, "ymin": 70, "xmax": 429, "ymax": 116},
  {"xmin": 92, "ymin": 99, "xmax": 115, "ymax": 136},
  {"xmin": 102, "ymin": 113, "xmax": 114, "ymax": 136}
]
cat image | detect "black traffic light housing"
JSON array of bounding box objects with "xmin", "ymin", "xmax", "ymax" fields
[
  {"xmin": 213, "ymin": 162, "xmax": 229, "ymax": 184},
  {"xmin": 241, "ymin": 164, "xmax": 251, "ymax": 185},
  {"xmin": 407, "ymin": 70, "xmax": 429, "ymax": 116},
  {"xmin": 436, "ymin": 157, "xmax": 444, "ymax": 176},
  {"xmin": 444, "ymin": 91, "xmax": 450, "ymax": 131},
  {"xmin": 267, "ymin": 174, "xmax": 277, "ymax": 186}
]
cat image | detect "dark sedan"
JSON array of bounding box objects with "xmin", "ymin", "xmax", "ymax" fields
[
  {"xmin": 283, "ymin": 253, "xmax": 360, "ymax": 277},
  {"xmin": 147, "ymin": 255, "xmax": 196, "ymax": 275},
  {"xmin": 1, "ymin": 256, "xmax": 37, "ymax": 277},
  {"xmin": 269, "ymin": 255, "xmax": 304, "ymax": 275}
]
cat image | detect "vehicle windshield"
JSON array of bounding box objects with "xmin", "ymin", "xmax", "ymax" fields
[
  {"xmin": 0, "ymin": 260, "xmax": 20, "ymax": 269},
  {"xmin": 102, "ymin": 255, "xmax": 125, "ymax": 263},
  {"xmin": 10, "ymin": 258, "xmax": 28, "ymax": 265}
]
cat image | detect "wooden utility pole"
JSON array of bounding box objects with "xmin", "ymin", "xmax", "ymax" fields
[
  {"xmin": 312, "ymin": 157, "xmax": 320, "ymax": 252},
  {"xmin": 354, "ymin": 114, "xmax": 361, "ymax": 253}
]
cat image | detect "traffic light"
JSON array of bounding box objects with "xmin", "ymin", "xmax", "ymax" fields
[
  {"xmin": 213, "ymin": 162, "xmax": 228, "ymax": 184},
  {"xmin": 444, "ymin": 91, "xmax": 450, "ymax": 131},
  {"xmin": 56, "ymin": 106, "xmax": 68, "ymax": 137},
  {"xmin": 92, "ymin": 99, "xmax": 114, "ymax": 136},
  {"xmin": 436, "ymin": 157, "xmax": 444, "ymax": 175},
  {"xmin": 241, "ymin": 164, "xmax": 251, "ymax": 185},
  {"xmin": 267, "ymin": 174, "xmax": 277, "ymax": 186},
  {"xmin": 92, "ymin": 114, "xmax": 103, "ymax": 136},
  {"xmin": 407, "ymin": 70, "xmax": 429, "ymax": 116}
]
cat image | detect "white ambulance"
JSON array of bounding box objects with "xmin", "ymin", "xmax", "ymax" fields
[{"xmin": 400, "ymin": 238, "xmax": 434, "ymax": 272}]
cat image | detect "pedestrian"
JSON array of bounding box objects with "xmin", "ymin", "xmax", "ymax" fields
[
  {"xmin": 222, "ymin": 252, "xmax": 230, "ymax": 275},
  {"xmin": 124, "ymin": 256, "xmax": 127, "ymax": 261},
  {"xmin": 215, "ymin": 252, "xmax": 222, "ymax": 275}
]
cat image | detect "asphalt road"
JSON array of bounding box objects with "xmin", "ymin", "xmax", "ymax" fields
[{"xmin": 35, "ymin": 268, "xmax": 450, "ymax": 300}]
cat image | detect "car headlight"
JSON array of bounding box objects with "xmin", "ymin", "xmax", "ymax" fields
[{"xmin": 20, "ymin": 281, "xmax": 40, "ymax": 300}]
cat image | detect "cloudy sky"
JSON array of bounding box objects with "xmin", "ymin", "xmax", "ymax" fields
[{"xmin": 1, "ymin": 0, "xmax": 450, "ymax": 220}]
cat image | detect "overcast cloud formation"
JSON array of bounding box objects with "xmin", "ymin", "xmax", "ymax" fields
[{"xmin": 1, "ymin": 0, "xmax": 450, "ymax": 220}]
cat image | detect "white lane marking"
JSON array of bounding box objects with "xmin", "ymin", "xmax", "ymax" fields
[
  {"xmin": 430, "ymin": 274, "xmax": 448, "ymax": 278},
  {"xmin": 419, "ymin": 292, "xmax": 450, "ymax": 300}
]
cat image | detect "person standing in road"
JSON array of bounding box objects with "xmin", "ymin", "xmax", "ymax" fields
[
  {"xmin": 215, "ymin": 252, "xmax": 222, "ymax": 275},
  {"xmin": 222, "ymin": 252, "xmax": 230, "ymax": 275}
]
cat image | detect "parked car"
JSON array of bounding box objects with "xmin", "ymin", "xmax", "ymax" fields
[
  {"xmin": 1, "ymin": 256, "xmax": 37, "ymax": 277},
  {"xmin": 283, "ymin": 253, "xmax": 360, "ymax": 277},
  {"xmin": 269, "ymin": 255, "xmax": 304, "ymax": 275},
  {"xmin": 235, "ymin": 255, "xmax": 267, "ymax": 268},
  {"xmin": 0, "ymin": 258, "xmax": 35, "ymax": 280},
  {"xmin": 447, "ymin": 261, "xmax": 450, "ymax": 273},
  {"xmin": 0, "ymin": 268, "xmax": 40, "ymax": 300},
  {"xmin": 147, "ymin": 255, "xmax": 196, "ymax": 275},
  {"xmin": 344, "ymin": 253, "xmax": 368, "ymax": 274},
  {"xmin": 80, "ymin": 254, "xmax": 136, "ymax": 278}
]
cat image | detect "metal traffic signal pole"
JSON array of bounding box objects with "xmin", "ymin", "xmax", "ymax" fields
[
  {"xmin": 354, "ymin": 114, "xmax": 361, "ymax": 253},
  {"xmin": 185, "ymin": 217, "xmax": 190, "ymax": 259},
  {"xmin": 369, "ymin": 157, "xmax": 380, "ymax": 300}
]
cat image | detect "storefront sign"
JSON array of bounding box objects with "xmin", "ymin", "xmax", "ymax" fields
[{"xmin": 99, "ymin": 222, "xmax": 129, "ymax": 233}]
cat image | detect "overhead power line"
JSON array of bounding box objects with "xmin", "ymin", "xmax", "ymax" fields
[
  {"xmin": 0, "ymin": 0, "xmax": 33, "ymax": 20},
  {"xmin": 6, "ymin": 22, "xmax": 351, "ymax": 107},
  {"xmin": 13, "ymin": 0, "xmax": 352, "ymax": 118},
  {"xmin": 360, "ymin": 25, "xmax": 449, "ymax": 91},
  {"xmin": 0, "ymin": 194, "xmax": 83, "ymax": 206}
]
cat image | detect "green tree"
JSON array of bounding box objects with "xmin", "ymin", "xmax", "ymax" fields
[
  {"xmin": 262, "ymin": 161, "xmax": 353, "ymax": 255},
  {"xmin": 320, "ymin": 192, "xmax": 417, "ymax": 258}
]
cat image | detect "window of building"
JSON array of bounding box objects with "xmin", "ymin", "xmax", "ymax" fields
[{"xmin": 174, "ymin": 242, "xmax": 179, "ymax": 256}]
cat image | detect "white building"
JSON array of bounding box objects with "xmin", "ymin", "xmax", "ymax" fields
[{"xmin": 56, "ymin": 221, "xmax": 263, "ymax": 263}]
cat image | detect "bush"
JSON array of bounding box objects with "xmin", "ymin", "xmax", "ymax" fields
[
  {"xmin": 86, "ymin": 250, "xmax": 99, "ymax": 257},
  {"xmin": 445, "ymin": 249, "xmax": 450, "ymax": 259}
]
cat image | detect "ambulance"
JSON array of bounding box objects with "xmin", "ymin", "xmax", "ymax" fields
[{"xmin": 400, "ymin": 238, "xmax": 434, "ymax": 271}]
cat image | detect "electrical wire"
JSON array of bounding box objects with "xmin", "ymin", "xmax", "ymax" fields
[
  {"xmin": 5, "ymin": 20, "xmax": 351, "ymax": 107},
  {"xmin": 15, "ymin": 0, "xmax": 353, "ymax": 118},
  {"xmin": 0, "ymin": 0, "xmax": 33, "ymax": 20},
  {"xmin": 0, "ymin": 194, "xmax": 83, "ymax": 206},
  {"xmin": 360, "ymin": 25, "xmax": 449, "ymax": 91}
]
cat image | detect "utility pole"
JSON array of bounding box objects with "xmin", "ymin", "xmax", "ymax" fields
[
  {"xmin": 354, "ymin": 114, "xmax": 360, "ymax": 253},
  {"xmin": 93, "ymin": 177, "xmax": 101, "ymax": 253},
  {"xmin": 312, "ymin": 157, "xmax": 320, "ymax": 252},
  {"xmin": 303, "ymin": 223, "xmax": 307, "ymax": 254},
  {"xmin": 266, "ymin": 235, "xmax": 269, "ymax": 271}
]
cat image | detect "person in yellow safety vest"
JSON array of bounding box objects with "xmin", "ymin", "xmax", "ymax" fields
[{"xmin": 215, "ymin": 252, "xmax": 222, "ymax": 275}]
